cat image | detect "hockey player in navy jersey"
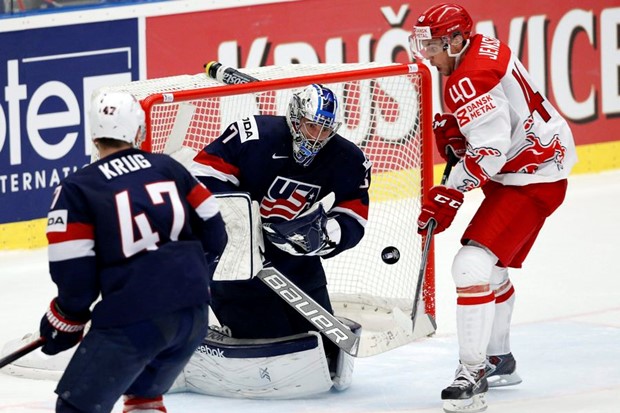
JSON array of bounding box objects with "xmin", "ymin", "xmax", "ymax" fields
[
  {"xmin": 39, "ymin": 91, "xmax": 227, "ymax": 413},
  {"xmin": 186, "ymin": 83, "xmax": 371, "ymax": 396}
]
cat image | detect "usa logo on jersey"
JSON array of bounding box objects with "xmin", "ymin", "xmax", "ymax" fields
[{"xmin": 260, "ymin": 177, "xmax": 321, "ymax": 220}]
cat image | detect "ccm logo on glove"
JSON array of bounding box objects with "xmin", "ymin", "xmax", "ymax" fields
[
  {"xmin": 434, "ymin": 193, "xmax": 463, "ymax": 209},
  {"xmin": 417, "ymin": 186, "xmax": 464, "ymax": 235}
]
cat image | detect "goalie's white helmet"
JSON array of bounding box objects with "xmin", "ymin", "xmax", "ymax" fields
[
  {"xmin": 286, "ymin": 84, "xmax": 341, "ymax": 167},
  {"xmin": 90, "ymin": 91, "xmax": 145, "ymax": 146}
]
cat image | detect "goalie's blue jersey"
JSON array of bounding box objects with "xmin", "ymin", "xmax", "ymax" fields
[
  {"xmin": 191, "ymin": 115, "xmax": 371, "ymax": 294},
  {"xmin": 45, "ymin": 148, "xmax": 228, "ymax": 328}
]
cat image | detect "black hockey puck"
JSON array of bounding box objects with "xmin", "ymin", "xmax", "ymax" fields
[{"xmin": 381, "ymin": 246, "xmax": 400, "ymax": 264}]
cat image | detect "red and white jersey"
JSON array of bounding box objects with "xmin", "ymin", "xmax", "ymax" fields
[{"xmin": 444, "ymin": 34, "xmax": 577, "ymax": 191}]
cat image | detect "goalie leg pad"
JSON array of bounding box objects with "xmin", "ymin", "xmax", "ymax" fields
[
  {"xmin": 177, "ymin": 327, "xmax": 334, "ymax": 399},
  {"xmin": 213, "ymin": 193, "xmax": 264, "ymax": 281}
]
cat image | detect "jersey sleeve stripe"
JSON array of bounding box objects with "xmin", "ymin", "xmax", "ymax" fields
[
  {"xmin": 335, "ymin": 199, "xmax": 369, "ymax": 219},
  {"xmin": 46, "ymin": 222, "xmax": 94, "ymax": 243},
  {"xmin": 48, "ymin": 239, "xmax": 96, "ymax": 262},
  {"xmin": 187, "ymin": 184, "xmax": 220, "ymax": 220},
  {"xmin": 332, "ymin": 199, "xmax": 368, "ymax": 228},
  {"xmin": 190, "ymin": 163, "xmax": 240, "ymax": 187},
  {"xmin": 193, "ymin": 152, "xmax": 240, "ymax": 178}
]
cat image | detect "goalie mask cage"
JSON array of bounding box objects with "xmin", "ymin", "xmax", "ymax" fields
[{"xmin": 99, "ymin": 62, "xmax": 435, "ymax": 356}]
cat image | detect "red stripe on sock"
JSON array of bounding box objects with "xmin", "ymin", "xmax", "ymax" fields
[
  {"xmin": 457, "ymin": 292, "xmax": 495, "ymax": 305},
  {"xmin": 123, "ymin": 395, "xmax": 166, "ymax": 412},
  {"xmin": 495, "ymin": 284, "xmax": 515, "ymax": 304}
]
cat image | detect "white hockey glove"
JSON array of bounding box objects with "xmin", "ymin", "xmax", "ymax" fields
[{"xmin": 263, "ymin": 204, "xmax": 341, "ymax": 256}]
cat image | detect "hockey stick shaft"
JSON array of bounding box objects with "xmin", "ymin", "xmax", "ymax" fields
[
  {"xmin": 204, "ymin": 61, "xmax": 259, "ymax": 84},
  {"xmin": 0, "ymin": 337, "xmax": 45, "ymax": 369},
  {"xmin": 257, "ymin": 267, "xmax": 360, "ymax": 357},
  {"xmin": 411, "ymin": 152, "xmax": 458, "ymax": 328}
]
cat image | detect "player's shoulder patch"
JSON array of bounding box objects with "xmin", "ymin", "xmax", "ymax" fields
[
  {"xmin": 47, "ymin": 209, "xmax": 68, "ymax": 233},
  {"xmin": 235, "ymin": 115, "xmax": 260, "ymax": 143}
]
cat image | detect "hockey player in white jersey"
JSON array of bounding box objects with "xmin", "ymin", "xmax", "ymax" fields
[{"xmin": 410, "ymin": 3, "xmax": 577, "ymax": 413}]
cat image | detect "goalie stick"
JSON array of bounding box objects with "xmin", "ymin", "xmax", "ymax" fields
[
  {"xmin": 259, "ymin": 192, "xmax": 359, "ymax": 356},
  {"xmin": 411, "ymin": 151, "xmax": 458, "ymax": 329},
  {"xmin": 257, "ymin": 267, "xmax": 360, "ymax": 357},
  {"xmin": 0, "ymin": 336, "xmax": 44, "ymax": 369}
]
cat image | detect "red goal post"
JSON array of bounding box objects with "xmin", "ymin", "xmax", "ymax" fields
[{"xmin": 99, "ymin": 62, "xmax": 436, "ymax": 356}]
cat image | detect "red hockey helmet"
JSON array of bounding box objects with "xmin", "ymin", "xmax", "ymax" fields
[{"xmin": 409, "ymin": 3, "xmax": 473, "ymax": 59}]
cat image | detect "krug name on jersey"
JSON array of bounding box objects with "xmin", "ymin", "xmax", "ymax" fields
[{"xmin": 98, "ymin": 153, "xmax": 152, "ymax": 180}]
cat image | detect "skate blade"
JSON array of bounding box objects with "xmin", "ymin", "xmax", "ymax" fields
[
  {"xmin": 488, "ymin": 372, "xmax": 522, "ymax": 388},
  {"xmin": 442, "ymin": 394, "xmax": 487, "ymax": 413}
]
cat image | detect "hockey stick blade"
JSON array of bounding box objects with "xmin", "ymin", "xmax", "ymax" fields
[
  {"xmin": 411, "ymin": 152, "xmax": 458, "ymax": 329},
  {"xmin": 0, "ymin": 337, "xmax": 45, "ymax": 369},
  {"xmin": 257, "ymin": 267, "xmax": 360, "ymax": 357}
]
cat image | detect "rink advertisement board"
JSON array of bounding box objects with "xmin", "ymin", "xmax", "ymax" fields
[
  {"xmin": 145, "ymin": 0, "xmax": 620, "ymax": 149},
  {"xmin": 1, "ymin": 0, "xmax": 619, "ymax": 248},
  {"xmin": 0, "ymin": 20, "xmax": 139, "ymax": 225}
]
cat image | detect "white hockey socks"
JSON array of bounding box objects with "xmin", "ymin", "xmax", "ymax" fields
[
  {"xmin": 487, "ymin": 267, "xmax": 516, "ymax": 356},
  {"xmin": 452, "ymin": 245, "xmax": 497, "ymax": 366},
  {"xmin": 456, "ymin": 298, "xmax": 495, "ymax": 365}
]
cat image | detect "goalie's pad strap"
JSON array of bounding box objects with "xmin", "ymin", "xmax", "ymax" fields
[
  {"xmin": 176, "ymin": 328, "xmax": 333, "ymax": 399},
  {"xmin": 212, "ymin": 193, "xmax": 264, "ymax": 281},
  {"xmin": 199, "ymin": 328, "xmax": 323, "ymax": 358}
]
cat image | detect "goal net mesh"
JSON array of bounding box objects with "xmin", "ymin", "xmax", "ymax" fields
[{"xmin": 99, "ymin": 62, "xmax": 435, "ymax": 355}]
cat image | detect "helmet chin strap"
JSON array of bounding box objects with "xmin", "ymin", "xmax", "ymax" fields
[{"xmin": 448, "ymin": 38, "xmax": 470, "ymax": 69}]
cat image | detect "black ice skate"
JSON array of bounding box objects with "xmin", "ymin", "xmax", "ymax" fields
[
  {"xmin": 485, "ymin": 353, "xmax": 522, "ymax": 387},
  {"xmin": 441, "ymin": 363, "xmax": 488, "ymax": 413}
]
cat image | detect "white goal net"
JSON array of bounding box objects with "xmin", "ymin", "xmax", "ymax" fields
[{"xmin": 98, "ymin": 62, "xmax": 436, "ymax": 356}]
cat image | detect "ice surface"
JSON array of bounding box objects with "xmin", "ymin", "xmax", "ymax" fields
[{"xmin": 1, "ymin": 170, "xmax": 619, "ymax": 412}]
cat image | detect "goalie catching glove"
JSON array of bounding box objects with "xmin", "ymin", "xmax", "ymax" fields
[
  {"xmin": 263, "ymin": 203, "xmax": 340, "ymax": 256},
  {"xmin": 39, "ymin": 298, "xmax": 90, "ymax": 355}
]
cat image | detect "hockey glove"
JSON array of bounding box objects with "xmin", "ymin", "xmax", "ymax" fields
[
  {"xmin": 417, "ymin": 186, "xmax": 464, "ymax": 235},
  {"xmin": 263, "ymin": 203, "xmax": 339, "ymax": 256},
  {"xmin": 433, "ymin": 113, "xmax": 466, "ymax": 162},
  {"xmin": 39, "ymin": 298, "xmax": 90, "ymax": 355}
]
